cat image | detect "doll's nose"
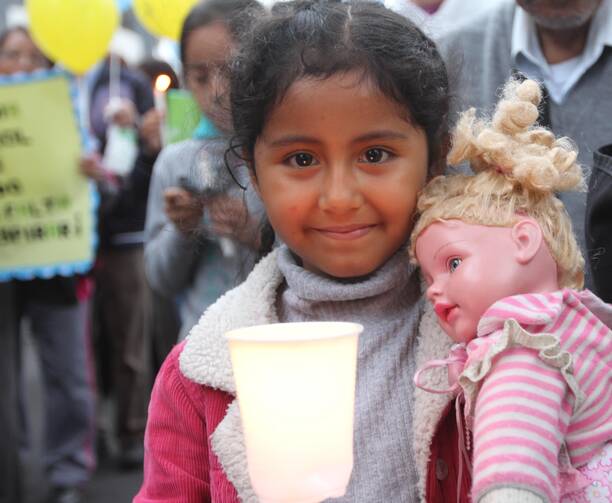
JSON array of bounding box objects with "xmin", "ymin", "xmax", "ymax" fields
[{"xmin": 426, "ymin": 280, "xmax": 443, "ymax": 303}]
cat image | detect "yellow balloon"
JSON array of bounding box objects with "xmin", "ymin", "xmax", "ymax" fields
[
  {"xmin": 133, "ymin": 0, "xmax": 198, "ymax": 41},
  {"xmin": 27, "ymin": 0, "xmax": 119, "ymax": 75}
]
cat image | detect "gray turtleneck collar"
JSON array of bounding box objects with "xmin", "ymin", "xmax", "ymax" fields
[{"xmin": 276, "ymin": 246, "xmax": 424, "ymax": 502}]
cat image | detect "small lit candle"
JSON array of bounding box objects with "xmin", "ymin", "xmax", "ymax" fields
[
  {"xmin": 153, "ymin": 74, "xmax": 172, "ymax": 112},
  {"xmin": 154, "ymin": 74, "xmax": 171, "ymax": 145},
  {"xmin": 226, "ymin": 322, "xmax": 362, "ymax": 503}
]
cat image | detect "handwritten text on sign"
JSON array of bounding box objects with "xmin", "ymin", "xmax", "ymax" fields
[{"xmin": 0, "ymin": 72, "xmax": 95, "ymax": 279}]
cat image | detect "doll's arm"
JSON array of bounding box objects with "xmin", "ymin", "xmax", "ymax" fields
[
  {"xmin": 471, "ymin": 345, "xmax": 571, "ymax": 503},
  {"xmin": 479, "ymin": 488, "xmax": 544, "ymax": 503}
]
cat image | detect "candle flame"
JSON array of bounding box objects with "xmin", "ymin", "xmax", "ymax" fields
[{"xmin": 155, "ymin": 74, "xmax": 172, "ymax": 93}]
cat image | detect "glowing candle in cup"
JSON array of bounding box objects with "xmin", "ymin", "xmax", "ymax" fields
[
  {"xmin": 153, "ymin": 73, "xmax": 172, "ymax": 111},
  {"xmin": 154, "ymin": 74, "xmax": 171, "ymax": 145},
  {"xmin": 226, "ymin": 322, "xmax": 362, "ymax": 503}
]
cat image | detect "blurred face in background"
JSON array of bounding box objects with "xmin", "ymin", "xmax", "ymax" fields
[
  {"xmin": 0, "ymin": 29, "xmax": 50, "ymax": 75},
  {"xmin": 182, "ymin": 21, "xmax": 234, "ymax": 132},
  {"xmin": 516, "ymin": 0, "xmax": 602, "ymax": 29}
]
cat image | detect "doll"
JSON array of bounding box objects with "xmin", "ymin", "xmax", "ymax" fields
[{"xmin": 411, "ymin": 79, "xmax": 612, "ymax": 503}]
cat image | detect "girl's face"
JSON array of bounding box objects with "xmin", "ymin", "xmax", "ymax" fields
[
  {"xmin": 183, "ymin": 22, "xmax": 234, "ymax": 132},
  {"xmin": 253, "ymin": 71, "xmax": 429, "ymax": 278},
  {"xmin": 0, "ymin": 30, "xmax": 49, "ymax": 75}
]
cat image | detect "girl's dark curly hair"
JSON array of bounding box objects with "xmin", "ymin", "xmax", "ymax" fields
[
  {"xmin": 229, "ymin": 0, "xmax": 450, "ymax": 257},
  {"xmin": 230, "ymin": 0, "xmax": 449, "ymax": 174}
]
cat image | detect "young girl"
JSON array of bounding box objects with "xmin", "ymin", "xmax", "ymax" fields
[
  {"xmin": 411, "ymin": 79, "xmax": 612, "ymax": 502},
  {"xmin": 144, "ymin": 0, "xmax": 264, "ymax": 341},
  {"xmin": 135, "ymin": 1, "xmax": 461, "ymax": 501}
]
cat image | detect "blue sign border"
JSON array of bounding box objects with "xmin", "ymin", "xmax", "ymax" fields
[{"xmin": 0, "ymin": 68, "xmax": 99, "ymax": 281}]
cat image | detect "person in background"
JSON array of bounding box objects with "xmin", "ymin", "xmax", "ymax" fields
[
  {"xmin": 144, "ymin": 0, "xmax": 263, "ymax": 342},
  {"xmin": 437, "ymin": 0, "xmax": 612, "ymax": 287},
  {"xmin": 384, "ymin": 0, "xmax": 507, "ymax": 39},
  {"xmin": 80, "ymin": 54, "xmax": 157, "ymax": 470},
  {"xmin": 586, "ymin": 144, "xmax": 612, "ymax": 303},
  {"xmin": 0, "ymin": 283, "xmax": 20, "ymax": 503},
  {"xmin": 0, "ymin": 26, "xmax": 95, "ymax": 503},
  {"xmin": 0, "ymin": 25, "xmax": 30, "ymax": 503},
  {"xmin": 136, "ymin": 59, "xmax": 182, "ymax": 375}
]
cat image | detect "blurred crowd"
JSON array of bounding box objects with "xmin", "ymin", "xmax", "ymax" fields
[{"xmin": 1, "ymin": 0, "xmax": 611, "ymax": 502}]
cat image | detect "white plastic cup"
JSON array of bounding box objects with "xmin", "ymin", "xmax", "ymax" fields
[{"xmin": 226, "ymin": 321, "xmax": 362, "ymax": 503}]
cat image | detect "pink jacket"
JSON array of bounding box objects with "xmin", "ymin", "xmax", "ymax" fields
[
  {"xmin": 135, "ymin": 342, "xmax": 471, "ymax": 503},
  {"xmin": 135, "ymin": 342, "xmax": 240, "ymax": 502},
  {"xmin": 134, "ymin": 250, "xmax": 462, "ymax": 502}
]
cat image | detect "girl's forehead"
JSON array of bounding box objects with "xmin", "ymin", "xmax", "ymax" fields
[
  {"xmin": 278, "ymin": 72, "xmax": 390, "ymax": 108},
  {"xmin": 184, "ymin": 22, "xmax": 233, "ymax": 62},
  {"xmin": 260, "ymin": 72, "xmax": 414, "ymax": 137}
]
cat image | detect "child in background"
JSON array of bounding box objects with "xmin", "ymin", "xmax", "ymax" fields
[
  {"xmin": 411, "ymin": 79, "xmax": 612, "ymax": 503},
  {"xmin": 135, "ymin": 1, "xmax": 462, "ymax": 501},
  {"xmin": 143, "ymin": 0, "xmax": 264, "ymax": 341}
]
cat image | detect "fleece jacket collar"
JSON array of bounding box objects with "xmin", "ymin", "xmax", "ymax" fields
[{"xmin": 179, "ymin": 250, "xmax": 453, "ymax": 502}]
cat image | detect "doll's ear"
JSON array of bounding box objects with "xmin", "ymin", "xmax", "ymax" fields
[{"xmin": 511, "ymin": 219, "xmax": 544, "ymax": 265}]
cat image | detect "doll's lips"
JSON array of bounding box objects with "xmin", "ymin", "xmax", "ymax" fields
[
  {"xmin": 314, "ymin": 224, "xmax": 376, "ymax": 240},
  {"xmin": 434, "ymin": 302, "xmax": 458, "ymax": 325}
]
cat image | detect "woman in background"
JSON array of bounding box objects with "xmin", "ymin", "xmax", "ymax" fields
[{"xmin": 0, "ymin": 26, "xmax": 95, "ymax": 503}]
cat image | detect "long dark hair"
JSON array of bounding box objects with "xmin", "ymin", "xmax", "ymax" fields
[
  {"xmin": 230, "ymin": 0, "xmax": 450, "ymax": 257},
  {"xmin": 179, "ymin": 0, "xmax": 265, "ymax": 64}
]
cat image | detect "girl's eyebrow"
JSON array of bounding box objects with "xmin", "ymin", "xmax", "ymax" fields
[
  {"xmin": 267, "ymin": 135, "xmax": 322, "ymax": 147},
  {"xmin": 266, "ymin": 130, "xmax": 409, "ymax": 148},
  {"xmin": 352, "ymin": 130, "xmax": 409, "ymax": 144}
]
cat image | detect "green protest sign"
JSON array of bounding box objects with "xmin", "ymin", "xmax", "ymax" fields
[
  {"xmin": 0, "ymin": 70, "xmax": 96, "ymax": 280},
  {"xmin": 164, "ymin": 89, "xmax": 201, "ymax": 144}
]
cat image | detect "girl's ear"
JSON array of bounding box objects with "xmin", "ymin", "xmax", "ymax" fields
[
  {"xmin": 243, "ymin": 147, "xmax": 261, "ymax": 197},
  {"xmin": 247, "ymin": 163, "xmax": 262, "ymax": 198},
  {"xmin": 511, "ymin": 219, "xmax": 544, "ymax": 265}
]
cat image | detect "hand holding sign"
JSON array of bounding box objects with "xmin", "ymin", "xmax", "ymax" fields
[{"xmin": 0, "ymin": 70, "xmax": 96, "ymax": 280}]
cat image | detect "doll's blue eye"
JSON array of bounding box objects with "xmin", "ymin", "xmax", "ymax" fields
[{"xmin": 448, "ymin": 257, "xmax": 462, "ymax": 273}]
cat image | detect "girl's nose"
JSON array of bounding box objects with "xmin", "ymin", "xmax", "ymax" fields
[{"xmin": 318, "ymin": 163, "xmax": 363, "ymax": 213}]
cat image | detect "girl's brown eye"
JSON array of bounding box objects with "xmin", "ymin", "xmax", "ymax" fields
[
  {"xmin": 185, "ymin": 64, "xmax": 210, "ymax": 85},
  {"xmin": 360, "ymin": 148, "xmax": 392, "ymax": 164},
  {"xmin": 288, "ymin": 152, "xmax": 317, "ymax": 168}
]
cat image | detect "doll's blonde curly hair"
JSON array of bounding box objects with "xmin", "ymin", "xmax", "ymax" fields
[{"xmin": 409, "ymin": 78, "xmax": 585, "ymax": 289}]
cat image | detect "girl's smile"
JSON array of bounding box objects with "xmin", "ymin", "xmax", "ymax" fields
[
  {"xmin": 252, "ymin": 71, "xmax": 429, "ymax": 278},
  {"xmin": 312, "ymin": 223, "xmax": 377, "ymax": 241}
]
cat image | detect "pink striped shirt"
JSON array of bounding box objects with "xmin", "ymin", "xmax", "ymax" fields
[{"xmin": 465, "ymin": 289, "xmax": 612, "ymax": 502}]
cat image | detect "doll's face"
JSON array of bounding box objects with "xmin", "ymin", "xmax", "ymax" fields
[{"xmin": 415, "ymin": 220, "xmax": 532, "ymax": 342}]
